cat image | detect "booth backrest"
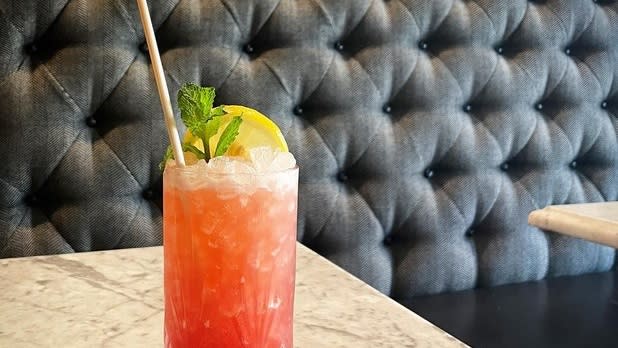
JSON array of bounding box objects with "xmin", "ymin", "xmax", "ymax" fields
[{"xmin": 0, "ymin": 0, "xmax": 616, "ymax": 299}]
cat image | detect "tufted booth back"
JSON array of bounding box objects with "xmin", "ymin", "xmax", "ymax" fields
[{"xmin": 1, "ymin": 0, "xmax": 617, "ymax": 299}]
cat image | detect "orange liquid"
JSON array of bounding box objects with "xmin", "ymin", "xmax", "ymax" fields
[{"xmin": 163, "ymin": 168, "xmax": 298, "ymax": 348}]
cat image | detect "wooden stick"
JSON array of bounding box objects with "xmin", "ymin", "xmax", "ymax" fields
[{"xmin": 136, "ymin": 0, "xmax": 185, "ymax": 167}]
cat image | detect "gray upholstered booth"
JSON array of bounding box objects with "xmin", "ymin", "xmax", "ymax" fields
[{"xmin": 1, "ymin": 1, "xmax": 617, "ymax": 344}]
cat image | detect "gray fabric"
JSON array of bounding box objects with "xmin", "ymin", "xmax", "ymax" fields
[{"xmin": 0, "ymin": 0, "xmax": 616, "ymax": 299}]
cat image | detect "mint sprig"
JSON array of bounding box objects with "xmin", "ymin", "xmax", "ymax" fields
[
  {"xmin": 159, "ymin": 84, "xmax": 243, "ymax": 170},
  {"xmin": 203, "ymin": 115, "xmax": 222, "ymax": 148},
  {"xmin": 215, "ymin": 116, "xmax": 242, "ymax": 157},
  {"xmin": 160, "ymin": 146, "xmax": 174, "ymax": 171},
  {"xmin": 177, "ymin": 83, "xmax": 215, "ymax": 133}
]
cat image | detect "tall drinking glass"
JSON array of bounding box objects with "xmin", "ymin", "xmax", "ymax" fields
[{"xmin": 163, "ymin": 164, "xmax": 299, "ymax": 347}]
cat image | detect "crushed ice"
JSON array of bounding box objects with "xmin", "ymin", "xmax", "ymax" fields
[
  {"xmin": 167, "ymin": 147, "xmax": 297, "ymax": 193},
  {"xmin": 206, "ymin": 147, "xmax": 296, "ymax": 174}
]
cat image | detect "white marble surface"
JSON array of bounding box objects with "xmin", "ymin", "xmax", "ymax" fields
[{"xmin": 0, "ymin": 244, "xmax": 466, "ymax": 347}]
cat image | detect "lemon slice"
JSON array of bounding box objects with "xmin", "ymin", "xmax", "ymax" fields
[
  {"xmin": 209, "ymin": 105, "xmax": 287, "ymax": 158},
  {"xmin": 181, "ymin": 132, "xmax": 203, "ymax": 165},
  {"xmin": 181, "ymin": 105, "xmax": 288, "ymax": 163}
]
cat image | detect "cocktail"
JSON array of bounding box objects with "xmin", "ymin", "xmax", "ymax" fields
[
  {"xmin": 162, "ymin": 85, "xmax": 298, "ymax": 347},
  {"xmin": 134, "ymin": 4, "xmax": 297, "ymax": 345}
]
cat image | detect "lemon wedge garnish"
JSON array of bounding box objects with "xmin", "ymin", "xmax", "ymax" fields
[
  {"xmin": 181, "ymin": 105, "xmax": 288, "ymax": 164},
  {"xmin": 211, "ymin": 105, "xmax": 288, "ymax": 157}
]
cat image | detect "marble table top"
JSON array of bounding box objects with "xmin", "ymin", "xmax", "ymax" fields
[{"xmin": 0, "ymin": 243, "xmax": 466, "ymax": 347}]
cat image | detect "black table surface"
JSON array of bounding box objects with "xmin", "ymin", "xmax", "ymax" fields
[{"xmin": 404, "ymin": 269, "xmax": 618, "ymax": 348}]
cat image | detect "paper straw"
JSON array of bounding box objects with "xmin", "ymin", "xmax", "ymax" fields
[{"xmin": 136, "ymin": 0, "xmax": 185, "ymax": 167}]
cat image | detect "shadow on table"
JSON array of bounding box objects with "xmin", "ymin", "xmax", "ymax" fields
[{"xmin": 403, "ymin": 269, "xmax": 618, "ymax": 348}]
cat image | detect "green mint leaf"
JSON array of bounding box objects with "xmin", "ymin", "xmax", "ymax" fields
[
  {"xmin": 159, "ymin": 145, "xmax": 173, "ymax": 171},
  {"xmin": 170, "ymin": 85, "xmax": 236, "ymax": 164},
  {"xmin": 177, "ymin": 83, "xmax": 215, "ymax": 133},
  {"xmin": 182, "ymin": 143, "xmax": 205, "ymax": 159},
  {"xmin": 203, "ymin": 116, "xmax": 222, "ymax": 159},
  {"xmin": 210, "ymin": 105, "xmax": 226, "ymax": 117},
  {"xmin": 215, "ymin": 116, "xmax": 242, "ymax": 157}
]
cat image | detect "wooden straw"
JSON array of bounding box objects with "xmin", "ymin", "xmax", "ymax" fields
[{"xmin": 136, "ymin": 0, "xmax": 185, "ymax": 167}]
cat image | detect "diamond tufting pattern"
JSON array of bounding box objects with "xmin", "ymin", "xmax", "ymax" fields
[{"xmin": 0, "ymin": 0, "xmax": 617, "ymax": 299}]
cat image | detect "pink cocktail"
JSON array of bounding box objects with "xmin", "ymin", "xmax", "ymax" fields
[{"xmin": 163, "ymin": 164, "xmax": 298, "ymax": 347}]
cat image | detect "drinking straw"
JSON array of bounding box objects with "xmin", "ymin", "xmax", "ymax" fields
[{"xmin": 136, "ymin": 0, "xmax": 185, "ymax": 167}]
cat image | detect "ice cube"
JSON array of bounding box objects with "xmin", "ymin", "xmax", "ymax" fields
[
  {"xmin": 247, "ymin": 147, "xmax": 296, "ymax": 173},
  {"xmin": 239, "ymin": 195, "xmax": 249, "ymax": 207},
  {"xmin": 207, "ymin": 156, "xmax": 256, "ymax": 174},
  {"xmin": 271, "ymin": 151, "xmax": 296, "ymax": 171},
  {"xmin": 268, "ymin": 297, "xmax": 282, "ymax": 309}
]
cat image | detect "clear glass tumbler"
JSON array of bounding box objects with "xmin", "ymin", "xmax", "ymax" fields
[{"xmin": 163, "ymin": 165, "xmax": 299, "ymax": 347}]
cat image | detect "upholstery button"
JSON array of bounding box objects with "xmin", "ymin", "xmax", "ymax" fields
[
  {"xmin": 142, "ymin": 189, "xmax": 155, "ymax": 200},
  {"xmin": 25, "ymin": 43, "xmax": 38, "ymax": 55},
  {"xmin": 86, "ymin": 117, "xmax": 97, "ymax": 128},
  {"xmin": 423, "ymin": 168, "xmax": 434, "ymax": 179},
  {"xmin": 334, "ymin": 41, "xmax": 344, "ymax": 51},
  {"xmin": 243, "ymin": 43, "xmax": 254, "ymax": 54},
  {"xmin": 383, "ymin": 235, "xmax": 393, "ymax": 246},
  {"xmin": 418, "ymin": 41, "xmax": 428, "ymax": 50},
  {"xmin": 500, "ymin": 162, "xmax": 509, "ymax": 171},
  {"xmin": 535, "ymin": 103, "xmax": 543, "ymax": 111},
  {"xmin": 139, "ymin": 42, "xmax": 149, "ymax": 54},
  {"xmin": 570, "ymin": 160, "xmax": 577, "ymax": 169},
  {"xmin": 382, "ymin": 104, "xmax": 392, "ymax": 114},
  {"xmin": 337, "ymin": 171, "xmax": 349, "ymax": 182},
  {"xmin": 463, "ymin": 104, "xmax": 472, "ymax": 113},
  {"xmin": 601, "ymin": 101, "xmax": 608, "ymax": 109},
  {"xmin": 465, "ymin": 229, "xmax": 474, "ymax": 237},
  {"xmin": 564, "ymin": 47, "xmax": 571, "ymax": 56},
  {"xmin": 25, "ymin": 194, "xmax": 39, "ymax": 206},
  {"xmin": 293, "ymin": 105, "xmax": 303, "ymax": 116},
  {"xmin": 495, "ymin": 46, "xmax": 504, "ymax": 55}
]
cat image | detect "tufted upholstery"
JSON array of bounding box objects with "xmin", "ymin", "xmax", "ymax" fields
[{"xmin": 0, "ymin": 0, "xmax": 617, "ymax": 299}]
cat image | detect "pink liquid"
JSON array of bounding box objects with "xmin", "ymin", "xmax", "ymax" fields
[{"xmin": 163, "ymin": 167, "xmax": 298, "ymax": 347}]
